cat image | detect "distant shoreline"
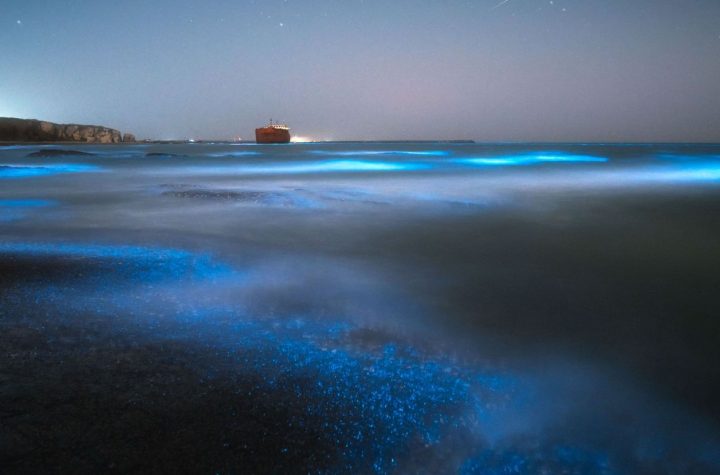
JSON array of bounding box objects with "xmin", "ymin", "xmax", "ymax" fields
[
  {"xmin": 0, "ymin": 140, "xmax": 479, "ymax": 146},
  {"xmin": 0, "ymin": 117, "xmax": 135, "ymax": 144},
  {"xmin": 4, "ymin": 140, "xmax": 720, "ymax": 146}
]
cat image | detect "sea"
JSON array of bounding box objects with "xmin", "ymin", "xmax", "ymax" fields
[{"xmin": 1, "ymin": 142, "xmax": 719, "ymax": 473}]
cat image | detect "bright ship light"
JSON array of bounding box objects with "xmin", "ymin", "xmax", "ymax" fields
[{"xmin": 291, "ymin": 135, "xmax": 314, "ymax": 143}]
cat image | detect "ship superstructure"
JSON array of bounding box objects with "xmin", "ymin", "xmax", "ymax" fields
[{"xmin": 255, "ymin": 120, "xmax": 291, "ymax": 144}]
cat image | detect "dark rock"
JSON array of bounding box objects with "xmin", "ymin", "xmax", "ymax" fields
[
  {"xmin": 25, "ymin": 149, "xmax": 96, "ymax": 157},
  {"xmin": 145, "ymin": 152, "xmax": 183, "ymax": 157},
  {"xmin": 122, "ymin": 133, "xmax": 136, "ymax": 143},
  {"xmin": 0, "ymin": 117, "xmax": 132, "ymax": 144},
  {"xmin": 163, "ymin": 190, "xmax": 269, "ymax": 201},
  {"xmin": 162, "ymin": 189, "xmax": 302, "ymax": 207}
]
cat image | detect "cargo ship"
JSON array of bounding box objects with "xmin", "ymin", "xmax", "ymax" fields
[{"xmin": 255, "ymin": 120, "xmax": 291, "ymax": 144}]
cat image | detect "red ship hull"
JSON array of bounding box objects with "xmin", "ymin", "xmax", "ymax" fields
[{"xmin": 255, "ymin": 127, "xmax": 291, "ymax": 144}]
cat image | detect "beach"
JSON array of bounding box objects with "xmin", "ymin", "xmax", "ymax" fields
[{"xmin": 2, "ymin": 142, "xmax": 720, "ymax": 473}]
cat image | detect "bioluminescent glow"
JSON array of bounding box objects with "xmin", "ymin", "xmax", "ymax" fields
[
  {"xmin": 0, "ymin": 242, "xmax": 234, "ymax": 283},
  {"xmin": 1, "ymin": 240, "xmax": 529, "ymax": 474},
  {"xmin": 556, "ymin": 162, "xmax": 720, "ymax": 187},
  {"xmin": 194, "ymin": 316, "xmax": 523, "ymax": 473},
  {"xmin": 531, "ymin": 154, "xmax": 607, "ymax": 163},
  {"xmin": 0, "ymin": 163, "xmax": 100, "ymax": 179},
  {"xmin": 457, "ymin": 152, "xmax": 608, "ymax": 167},
  {"xmin": 461, "ymin": 445, "xmax": 612, "ymax": 474},
  {"xmin": 312, "ymin": 150, "xmax": 450, "ymax": 157},
  {"xmin": 657, "ymin": 154, "xmax": 720, "ymax": 161},
  {"xmin": 647, "ymin": 156, "xmax": 720, "ymax": 181},
  {"xmin": 3, "ymin": 143, "xmax": 720, "ymax": 474},
  {"xmin": 302, "ymin": 160, "xmax": 428, "ymax": 172},
  {"xmin": 0, "ymin": 199, "xmax": 56, "ymax": 208},
  {"xmin": 160, "ymin": 160, "xmax": 430, "ymax": 176},
  {"xmin": 646, "ymin": 163, "xmax": 720, "ymax": 182}
]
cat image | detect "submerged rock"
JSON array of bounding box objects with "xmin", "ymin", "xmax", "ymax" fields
[
  {"xmin": 145, "ymin": 152, "xmax": 185, "ymax": 158},
  {"xmin": 163, "ymin": 190, "xmax": 271, "ymax": 201},
  {"xmin": 25, "ymin": 149, "xmax": 96, "ymax": 157},
  {"xmin": 161, "ymin": 187, "xmax": 305, "ymax": 207}
]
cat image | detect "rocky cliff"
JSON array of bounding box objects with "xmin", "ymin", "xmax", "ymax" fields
[{"xmin": 0, "ymin": 117, "xmax": 135, "ymax": 143}]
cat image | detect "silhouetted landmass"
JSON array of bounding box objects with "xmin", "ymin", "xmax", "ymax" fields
[{"xmin": 0, "ymin": 117, "xmax": 135, "ymax": 143}]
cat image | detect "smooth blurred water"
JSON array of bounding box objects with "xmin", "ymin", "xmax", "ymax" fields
[{"xmin": 1, "ymin": 142, "xmax": 720, "ymax": 473}]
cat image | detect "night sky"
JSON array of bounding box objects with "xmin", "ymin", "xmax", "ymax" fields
[{"xmin": 2, "ymin": 0, "xmax": 719, "ymax": 142}]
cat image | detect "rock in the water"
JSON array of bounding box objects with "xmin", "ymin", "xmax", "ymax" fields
[
  {"xmin": 145, "ymin": 152, "xmax": 183, "ymax": 157},
  {"xmin": 122, "ymin": 133, "xmax": 136, "ymax": 143},
  {"xmin": 25, "ymin": 149, "xmax": 96, "ymax": 157},
  {"xmin": 0, "ymin": 117, "xmax": 133, "ymax": 144}
]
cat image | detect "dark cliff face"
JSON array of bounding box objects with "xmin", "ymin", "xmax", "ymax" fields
[{"xmin": 0, "ymin": 117, "xmax": 135, "ymax": 143}]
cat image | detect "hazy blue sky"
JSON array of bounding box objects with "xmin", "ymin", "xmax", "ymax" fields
[{"xmin": 1, "ymin": 0, "xmax": 719, "ymax": 141}]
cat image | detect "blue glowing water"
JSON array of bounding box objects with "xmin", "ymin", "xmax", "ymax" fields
[
  {"xmin": 0, "ymin": 163, "xmax": 99, "ymax": 178},
  {"xmin": 0, "ymin": 199, "xmax": 56, "ymax": 207},
  {"xmin": 311, "ymin": 150, "xmax": 450, "ymax": 157},
  {"xmin": 2, "ymin": 142, "xmax": 720, "ymax": 473},
  {"xmin": 456, "ymin": 152, "xmax": 608, "ymax": 166}
]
